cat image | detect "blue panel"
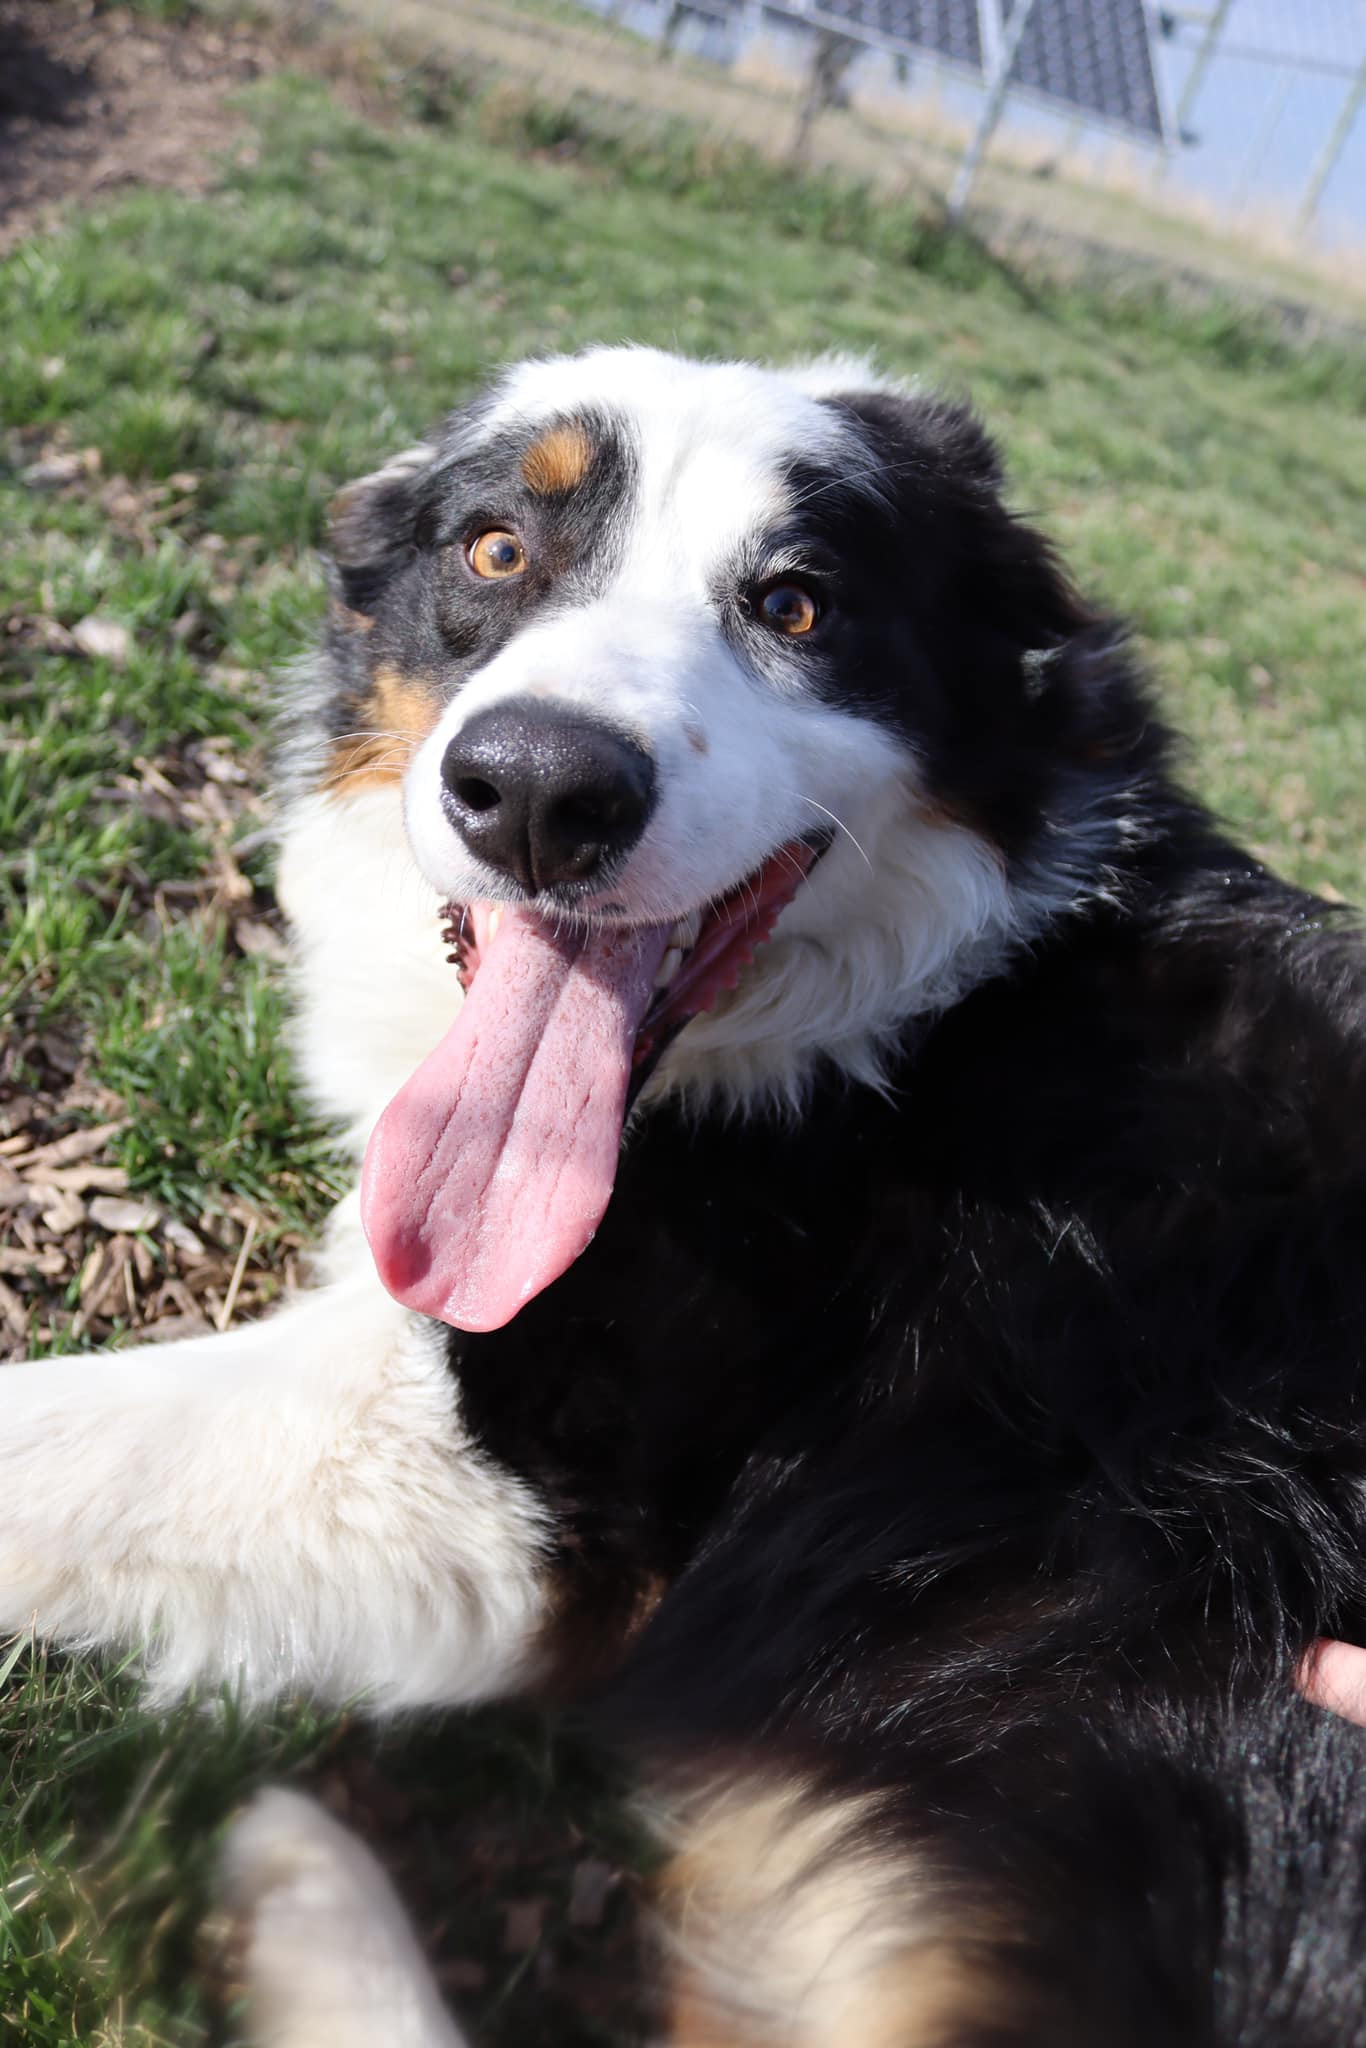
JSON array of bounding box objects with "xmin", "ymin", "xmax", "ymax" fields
[
  {"xmin": 812, "ymin": 0, "xmax": 983, "ymax": 68},
  {"xmin": 1005, "ymin": 0, "xmax": 1168, "ymax": 141}
]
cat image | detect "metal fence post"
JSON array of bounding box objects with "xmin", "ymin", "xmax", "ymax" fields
[
  {"xmin": 946, "ymin": 0, "xmax": 1040, "ymax": 220},
  {"xmin": 1296, "ymin": 49, "xmax": 1366, "ymax": 229},
  {"xmin": 1230, "ymin": 65, "xmax": 1292, "ymax": 212},
  {"xmin": 1174, "ymin": 0, "xmax": 1234, "ymax": 134}
]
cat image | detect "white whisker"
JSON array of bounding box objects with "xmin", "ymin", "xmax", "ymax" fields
[
  {"xmin": 296, "ymin": 729, "xmax": 425, "ymax": 760},
  {"xmin": 798, "ymin": 796, "xmax": 872, "ymax": 870}
]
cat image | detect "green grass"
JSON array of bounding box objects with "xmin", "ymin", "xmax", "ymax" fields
[
  {"xmin": 0, "ymin": 1646, "xmax": 334, "ymax": 2046},
  {"xmin": 1, "ymin": 56, "xmax": 1364, "ymax": 2047}
]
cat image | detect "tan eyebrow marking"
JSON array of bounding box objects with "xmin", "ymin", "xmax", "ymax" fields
[{"xmin": 521, "ymin": 422, "xmax": 595, "ymax": 496}]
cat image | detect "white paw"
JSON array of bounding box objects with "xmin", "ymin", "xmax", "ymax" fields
[{"xmin": 220, "ymin": 1788, "xmax": 468, "ymax": 2048}]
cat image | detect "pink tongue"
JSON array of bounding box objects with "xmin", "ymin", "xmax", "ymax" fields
[{"xmin": 361, "ymin": 911, "xmax": 671, "ymax": 1332}]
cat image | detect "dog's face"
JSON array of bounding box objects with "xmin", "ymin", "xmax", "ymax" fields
[
  {"xmin": 329, "ymin": 355, "xmax": 900, "ymax": 923},
  {"xmin": 304, "ymin": 347, "xmax": 1140, "ymax": 1329}
]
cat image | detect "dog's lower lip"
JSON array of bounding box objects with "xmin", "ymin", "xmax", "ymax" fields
[{"xmin": 440, "ymin": 831, "xmax": 832, "ymax": 1048}]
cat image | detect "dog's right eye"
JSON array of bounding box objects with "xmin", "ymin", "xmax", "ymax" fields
[
  {"xmin": 467, "ymin": 531, "xmax": 528, "ymax": 580},
  {"xmin": 756, "ymin": 581, "xmax": 820, "ymax": 637}
]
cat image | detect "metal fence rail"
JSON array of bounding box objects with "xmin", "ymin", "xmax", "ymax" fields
[{"xmin": 289, "ymin": 0, "xmax": 1366, "ymax": 287}]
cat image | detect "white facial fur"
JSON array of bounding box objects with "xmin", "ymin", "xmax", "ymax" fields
[
  {"xmin": 404, "ymin": 595, "xmax": 915, "ymax": 933},
  {"xmin": 404, "ymin": 349, "xmax": 915, "ymax": 929}
]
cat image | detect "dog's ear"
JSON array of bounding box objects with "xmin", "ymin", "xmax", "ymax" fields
[
  {"xmin": 832, "ymin": 387, "xmax": 1007, "ymax": 494},
  {"xmin": 822, "ymin": 387, "xmax": 1164, "ymax": 842},
  {"xmin": 824, "ymin": 387, "xmax": 1087, "ymax": 641},
  {"xmin": 326, "ymin": 443, "xmax": 437, "ymax": 617}
]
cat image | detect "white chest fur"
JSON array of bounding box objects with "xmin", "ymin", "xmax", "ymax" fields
[{"xmin": 277, "ymin": 786, "xmax": 462, "ymax": 1156}]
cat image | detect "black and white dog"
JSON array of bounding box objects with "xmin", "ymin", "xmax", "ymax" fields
[{"xmin": 6, "ymin": 346, "xmax": 1366, "ymax": 2045}]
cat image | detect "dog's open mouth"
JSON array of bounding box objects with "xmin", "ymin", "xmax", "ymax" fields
[
  {"xmin": 360, "ymin": 840, "xmax": 821, "ymax": 1333},
  {"xmin": 442, "ymin": 840, "xmax": 821, "ymax": 1092}
]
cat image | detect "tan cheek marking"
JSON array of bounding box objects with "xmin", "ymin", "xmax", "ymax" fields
[
  {"xmin": 684, "ymin": 721, "xmax": 710, "ymax": 757},
  {"xmin": 521, "ymin": 422, "xmax": 594, "ymax": 496},
  {"xmin": 322, "ymin": 663, "xmax": 441, "ymax": 797}
]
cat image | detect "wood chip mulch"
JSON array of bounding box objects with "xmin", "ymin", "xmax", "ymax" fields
[
  {"xmin": 1, "ymin": 640, "xmax": 306, "ymax": 1360},
  {"xmin": 2, "ymin": 389, "xmax": 320, "ymax": 1361},
  {"xmin": 0, "ymin": 1050, "xmax": 306, "ymax": 1361}
]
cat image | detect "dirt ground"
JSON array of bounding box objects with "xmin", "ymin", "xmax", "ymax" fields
[{"xmin": 0, "ymin": 0, "xmax": 276, "ymax": 254}]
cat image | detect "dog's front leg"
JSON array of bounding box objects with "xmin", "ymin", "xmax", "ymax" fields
[{"xmin": 0, "ymin": 1261, "xmax": 549, "ymax": 1709}]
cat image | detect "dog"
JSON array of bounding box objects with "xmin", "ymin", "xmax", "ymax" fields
[{"xmin": 5, "ymin": 345, "xmax": 1366, "ymax": 2046}]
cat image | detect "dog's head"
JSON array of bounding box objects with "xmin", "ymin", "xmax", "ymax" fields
[{"xmin": 308, "ymin": 346, "xmax": 1160, "ymax": 1330}]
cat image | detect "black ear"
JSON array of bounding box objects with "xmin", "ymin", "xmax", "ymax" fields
[
  {"xmin": 820, "ymin": 386, "xmax": 1168, "ymax": 847},
  {"xmin": 832, "ymin": 387, "xmax": 1007, "ymax": 493},
  {"xmin": 326, "ymin": 442, "xmax": 436, "ymax": 616},
  {"xmin": 824, "ymin": 387, "xmax": 1091, "ymax": 650}
]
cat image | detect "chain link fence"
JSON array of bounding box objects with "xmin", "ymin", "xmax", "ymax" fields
[{"xmin": 278, "ymin": 0, "xmax": 1365, "ymax": 318}]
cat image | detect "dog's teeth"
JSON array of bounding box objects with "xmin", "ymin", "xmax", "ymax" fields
[
  {"xmin": 487, "ymin": 908, "xmax": 502, "ymax": 942},
  {"xmin": 655, "ymin": 945, "xmax": 684, "ymax": 990}
]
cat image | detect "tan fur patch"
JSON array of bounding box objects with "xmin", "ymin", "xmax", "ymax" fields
[
  {"xmin": 322, "ymin": 664, "xmax": 441, "ymax": 796},
  {"xmin": 535, "ymin": 1565, "xmax": 669, "ymax": 1699},
  {"xmin": 332, "ymin": 602, "xmax": 374, "ymax": 636},
  {"xmin": 669, "ymin": 1956, "xmax": 997, "ymax": 2048},
  {"xmin": 671, "ymin": 1976, "xmax": 768, "ymax": 2048},
  {"xmin": 521, "ymin": 422, "xmax": 594, "ymax": 496},
  {"xmin": 661, "ymin": 1780, "xmax": 1016, "ymax": 2048}
]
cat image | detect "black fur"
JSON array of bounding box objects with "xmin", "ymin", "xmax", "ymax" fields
[
  {"xmin": 564, "ymin": 866, "xmax": 1366, "ymax": 2037},
  {"xmin": 480, "ymin": 432, "xmax": 1362, "ymax": 2035},
  {"xmin": 331, "ymin": 376, "xmax": 1366, "ymax": 2035}
]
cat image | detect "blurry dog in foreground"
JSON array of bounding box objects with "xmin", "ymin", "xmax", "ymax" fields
[{"xmin": 6, "ymin": 347, "xmax": 1366, "ymax": 2045}]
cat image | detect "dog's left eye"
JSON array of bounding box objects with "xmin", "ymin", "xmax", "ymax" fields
[
  {"xmin": 468, "ymin": 531, "xmax": 528, "ymax": 580},
  {"xmin": 757, "ymin": 582, "xmax": 820, "ymax": 637}
]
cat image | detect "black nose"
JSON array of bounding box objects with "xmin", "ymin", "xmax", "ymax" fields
[{"xmin": 441, "ymin": 698, "xmax": 656, "ymax": 894}]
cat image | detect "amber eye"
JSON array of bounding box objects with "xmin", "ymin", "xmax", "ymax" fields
[
  {"xmin": 467, "ymin": 530, "xmax": 528, "ymax": 580},
  {"xmin": 757, "ymin": 582, "xmax": 819, "ymax": 637}
]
